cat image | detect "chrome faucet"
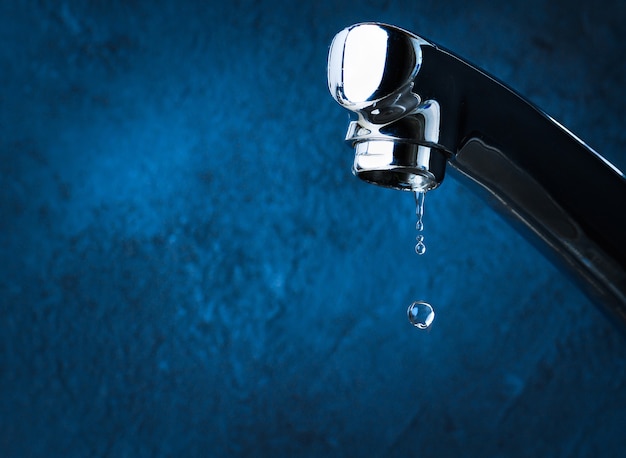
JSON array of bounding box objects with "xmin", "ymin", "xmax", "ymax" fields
[{"xmin": 327, "ymin": 23, "xmax": 626, "ymax": 325}]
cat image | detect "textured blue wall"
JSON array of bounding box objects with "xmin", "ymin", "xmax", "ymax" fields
[{"xmin": 2, "ymin": 0, "xmax": 626, "ymax": 456}]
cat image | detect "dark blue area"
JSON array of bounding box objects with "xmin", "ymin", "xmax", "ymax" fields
[{"xmin": 2, "ymin": 1, "xmax": 626, "ymax": 456}]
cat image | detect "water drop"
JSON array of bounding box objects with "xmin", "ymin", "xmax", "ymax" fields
[
  {"xmin": 414, "ymin": 191, "xmax": 426, "ymax": 255},
  {"xmin": 407, "ymin": 301, "xmax": 435, "ymax": 329},
  {"xmin": 414, "ymin": 191, "xmax": 425, "ymax": 229},
  {"xmin": 415, "ymin": 234, "xmax": 426, "ymax": 254}
]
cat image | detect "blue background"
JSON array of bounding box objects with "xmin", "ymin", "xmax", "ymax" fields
[{"xmin": 2, "ymin": 0, "xmax": 626, "ymax": 456}]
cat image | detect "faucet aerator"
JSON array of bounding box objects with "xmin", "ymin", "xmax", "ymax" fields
[{"xmin": 352, "ymin": 140, "xmax": 446, "ymax": 192}]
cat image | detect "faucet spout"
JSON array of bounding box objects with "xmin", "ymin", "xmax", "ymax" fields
[{"xmin": 327, "ymin": 23, "xmax": 626, "ymax": 324}]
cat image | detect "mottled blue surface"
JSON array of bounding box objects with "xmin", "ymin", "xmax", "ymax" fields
[{"xmin": 2, "ymin": 1, "xmax": 626, "ymax": 456}]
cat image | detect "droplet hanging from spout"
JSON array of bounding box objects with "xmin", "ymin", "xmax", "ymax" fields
[{"xmin": 414, "ymin": 191, "xmax": 426, "ymax": 255}]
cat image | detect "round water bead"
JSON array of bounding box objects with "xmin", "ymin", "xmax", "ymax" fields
[{"xmin": 407, "ymin": 301, "xmax": 435, "ymax": 329}]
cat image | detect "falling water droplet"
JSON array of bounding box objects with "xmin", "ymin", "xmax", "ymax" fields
[
  {"xmin": 414, "ymin": 191, "xmax": 426, "ymax": 255},
  {"xmin": 407, "ymin": 301, "xmax": 435, "ymax": 329}
]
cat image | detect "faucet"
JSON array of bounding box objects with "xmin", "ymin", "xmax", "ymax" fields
[{"xmin": 327, "ymin": 22, "xmax": 626, "ymax": 325}]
